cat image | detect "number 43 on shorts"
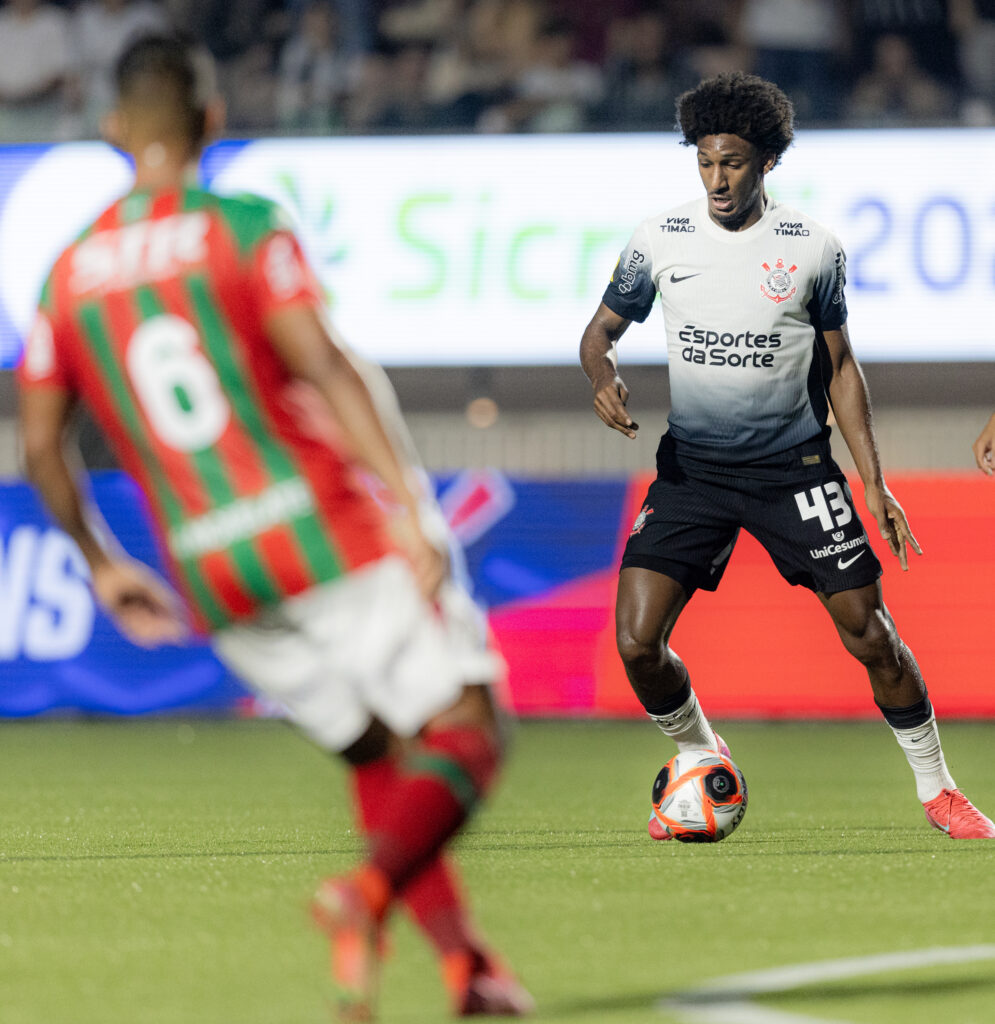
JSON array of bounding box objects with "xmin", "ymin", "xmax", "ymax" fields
[{"xmin": 793, "ymin": 482, "xmax": 853, "ymax": 533}]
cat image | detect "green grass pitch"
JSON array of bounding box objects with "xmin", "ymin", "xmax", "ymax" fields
[{"xmin": 1, "ymin": 717, "xmax": 994, "ymax": 1024}]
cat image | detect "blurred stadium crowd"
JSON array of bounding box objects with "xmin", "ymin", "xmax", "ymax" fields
[{"xmin": 0, "ymin": 0, "xmax": 993, "ymax": 141}]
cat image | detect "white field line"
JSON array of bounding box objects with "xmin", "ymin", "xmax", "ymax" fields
[{"xmin": 658, "ymin": 945, "xmax": 995, "ymax": 1024}]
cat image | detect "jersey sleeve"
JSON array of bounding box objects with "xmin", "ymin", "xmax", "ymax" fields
[
  {"xmin": 601, "ymin": 220, "xmax": 658, "ymax": 323},
  {"xmin": 808, "ymin": 232, "xmax": 847, "ymax": 332},
  {"xmin": 16, "ymin": 271, "xmax": 73, "ymax": 392},
  {"xmin": 249, "ymin": 228, "xmax": 325, "ymax": 320}
]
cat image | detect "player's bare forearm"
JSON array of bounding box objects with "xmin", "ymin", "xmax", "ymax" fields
[
  {"xmin": 580, "ymin": 303, "xmax": 638, "ymax": 438},
  {"xmin": 20, "ymin": 387, "xmax": 111, "ymax": 571},
  {"xmin": 267, "ymin": 305, "xmax": 444, "ymax": 594},
  {"xmin": 822, "ymin": 326, "xmax": 884, "ymax": 489},
  {"xmin": 580, "ymin": 312, "xmax": 621, "ymax": 389},
  {"xmin": 823, "ymin": 326, "xmax": 920, "ymax": 567},
  {"xmin": 827, "ymin": 353, "xmax": 884, "ymax": 491},
  {"xmin": 267, "ymin": 307, "xmax": 419, "ymax": 509}
]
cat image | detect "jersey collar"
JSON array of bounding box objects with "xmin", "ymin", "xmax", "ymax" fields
[{"xmin": 698, "ymin": 195, "xmax": 779, "ymax": 244}]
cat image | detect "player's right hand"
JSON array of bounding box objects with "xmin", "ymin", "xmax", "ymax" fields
[
  {"xmin": 864, "ymin": 484, "xmax": 922, "ymax": 572},
  {"xmin": 91, "ymin": 557, "xmax": 189, "ymax": 648},
  {"xmin": 392, "ymin": 513, "xmax": 446, "ymax": 600},
  {"xmin": 593, "ymin": 376, "xmax": 639, "ymax": 439},
  {"xmin": 971, "ymin": 413, "xmax": 995, "ymax": 476}
]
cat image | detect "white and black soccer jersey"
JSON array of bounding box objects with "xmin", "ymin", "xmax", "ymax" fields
[{"xmin": 603, "ymin": 196, "xmax": 847, "ymax": 463}]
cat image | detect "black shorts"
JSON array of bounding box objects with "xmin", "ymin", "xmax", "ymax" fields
[{"xmin": 621, "ymin": 433, "xmax": 883, "ymax": 597}]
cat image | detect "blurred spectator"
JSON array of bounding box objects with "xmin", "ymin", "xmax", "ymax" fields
[
  {"xmin": 277, "ymin": 2, "xmax": 357, "ymax": 133},
  {"xmin": 0, "ymin": 0, "xmax": 72, "ymax": 141},
  {"xmin": 219, "ymin": 40, "xmax": 279, "ymax": 132},
  {"xmin": 734, "ymin": 0, "xmax": 848, "ymax": 122},
  {"xmin": 670, "ymin": 18, "xmax": 747, "ymax": 96},
  {"xmin": 951, "ymin": 0, "xmax": 995, "ymax": 120},
  {"xmin": 544, "ymin": 0, "xmax": 637, "ymax": 64},
  {"xmin": 348, "ymin": 42, "xmax": 439, "ymax": 132},
  {"xmin": 849, "ymin": 0, "xmax": 960, "ymax": 89},
  {"xmin": 594, "ymin": 9, "xmax": 676, "ymax": 132},
  {"xmin": 480, "ymin": 15, "xmax": 603, "ymax": 132},
  {"xmin": 470, "ymin": 0, "xmax": 545, "ymax": 77},
  {"xmin": 285, "ymin": 0, "xmax": 374, "ymax": 55},
  {"xmin": 167, "ymin": 0, "xmax": 286, "ymax": 62},
  {"xmin": 379, "ymin": 0, "xmax": 463, "ymax": 45},
  {"xmin": 422, "ymin": 14, "xmax": 514, "ymax": 130},
  {"xmin": 70, "ymin": 0, "xmax": 169, "ymax": 138},
  {"xmin": 847, "ymin": 32, "xmax": 957, "ymax": 124}
]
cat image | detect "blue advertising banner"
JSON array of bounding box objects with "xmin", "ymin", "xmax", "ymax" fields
[
  {"xmin": 0, "ymin": 474, "xmax": 246, "ymax": 716},
  {"xmin": 0, "ymin": 469, "xmax": 630, "ymax": 718}
]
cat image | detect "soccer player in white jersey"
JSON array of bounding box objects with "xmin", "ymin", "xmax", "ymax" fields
[{"xmin": 580, "ymin": 72, "xmax": 994, "ymax": 840}]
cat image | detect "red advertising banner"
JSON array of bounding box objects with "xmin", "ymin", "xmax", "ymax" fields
[{"xmin": 494, "ymin": 474, "xmax": 995, "ymax": 719}]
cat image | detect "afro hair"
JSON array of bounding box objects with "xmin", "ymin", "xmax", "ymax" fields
[{"xmin": 676, "ymin": 72, "xmax": 795, "ymax": 166}]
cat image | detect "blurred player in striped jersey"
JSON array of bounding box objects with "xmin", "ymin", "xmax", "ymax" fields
[{"xmin": 17, "ymin": 33, "xmax": 532, "ymax": 1021}]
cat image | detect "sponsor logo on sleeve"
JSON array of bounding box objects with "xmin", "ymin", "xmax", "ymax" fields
[
  {"xmin": 614, "ymin": 249, "xmax": 646, "ymax": 294},
  {"xmin": 832, "ymin": 249, "xmax": 846, "ymax": 305}
]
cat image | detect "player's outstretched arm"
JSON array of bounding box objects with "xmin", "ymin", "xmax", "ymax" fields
[
  {"xmin": 19, "ymin": 386, "xmax": 187, "ymax": 646},
  {"xmin": 265, "ymin": 304, "xmax": 445, "ymax": 598},
  {"xmin": 580, "ymin": 302, "xmax": 638, "ymax": 439},
  {"xmin": 821, "ymin": 325, "xmax": 922, "ymax": 570},
  {"xmin": 972, "ymin": 412, "xmax": 995, "ymax": 476}
]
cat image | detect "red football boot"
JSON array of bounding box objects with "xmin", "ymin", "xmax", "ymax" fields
[
  {"xmin": 923, "ymin": 788, "xmax": 995, "ymax": 839},
  {"xmin": 443, "ymin": 949, "xmax": 535, "ymax": 1017}
]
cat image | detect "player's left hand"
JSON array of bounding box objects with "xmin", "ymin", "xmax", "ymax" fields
[
  {"xmin": 864, "ymin": 484, "xmax": 922, "ymax": 571},
  {"xmin": 91, "ymin": 557, "xmax": 189, "ymax": 647}
]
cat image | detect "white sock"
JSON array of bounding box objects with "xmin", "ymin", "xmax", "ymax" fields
[
  {"xmin": 889, "ymin": 713, "xmax": 955, "ymax": 803},
  {"xmin": 647, "ymin": 690, "xmax": 717, "ymax": 752}
]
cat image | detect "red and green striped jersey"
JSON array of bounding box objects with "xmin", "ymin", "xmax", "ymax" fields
[{"xmin": 18, "ymin": 185, "xmax": 393, "ymax": 633}]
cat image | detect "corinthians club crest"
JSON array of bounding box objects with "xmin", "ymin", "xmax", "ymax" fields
[
  {"xmin": 631, "ymin": 505, "xmax": 653, "ymax": 535},
  {"xmin": 761, "ymin": 258, "xmax": 797, "ymax": 304}
]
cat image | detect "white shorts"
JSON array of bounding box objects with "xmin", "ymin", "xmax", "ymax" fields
[
  {"xmin": 434, "ymin": 578, "xmax": 506, "ymax": 693},
  {"xmin": 212, "ymin": 555, "xmax": 471, "ymax": 752}
]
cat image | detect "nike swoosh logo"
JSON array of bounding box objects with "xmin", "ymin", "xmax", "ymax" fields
[
  {"xmin": 669, "ymin": 272, "xmax": 701, "ymax": 283},
  {"xmin": 837, "ymin": 551, "xmax": 866, "ymax": 570}
]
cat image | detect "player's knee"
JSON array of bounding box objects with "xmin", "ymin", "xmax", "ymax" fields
[
  {"xmin": 616, "ymin": 627, "xmax": 665, "ymax": 673},
  {"xmin": 839, "ymin": 611, "xmax": 900, "ymax": 669}
]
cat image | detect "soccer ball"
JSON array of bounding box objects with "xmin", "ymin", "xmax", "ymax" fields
[{"xmin": 651, "ymin": 748, "xmax": 748, "ymax": 843}]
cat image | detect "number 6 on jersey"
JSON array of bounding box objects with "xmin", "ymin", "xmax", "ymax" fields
[{"xmin": 126, "ymin": 314, "xmax": 231, "ymax": 452}]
